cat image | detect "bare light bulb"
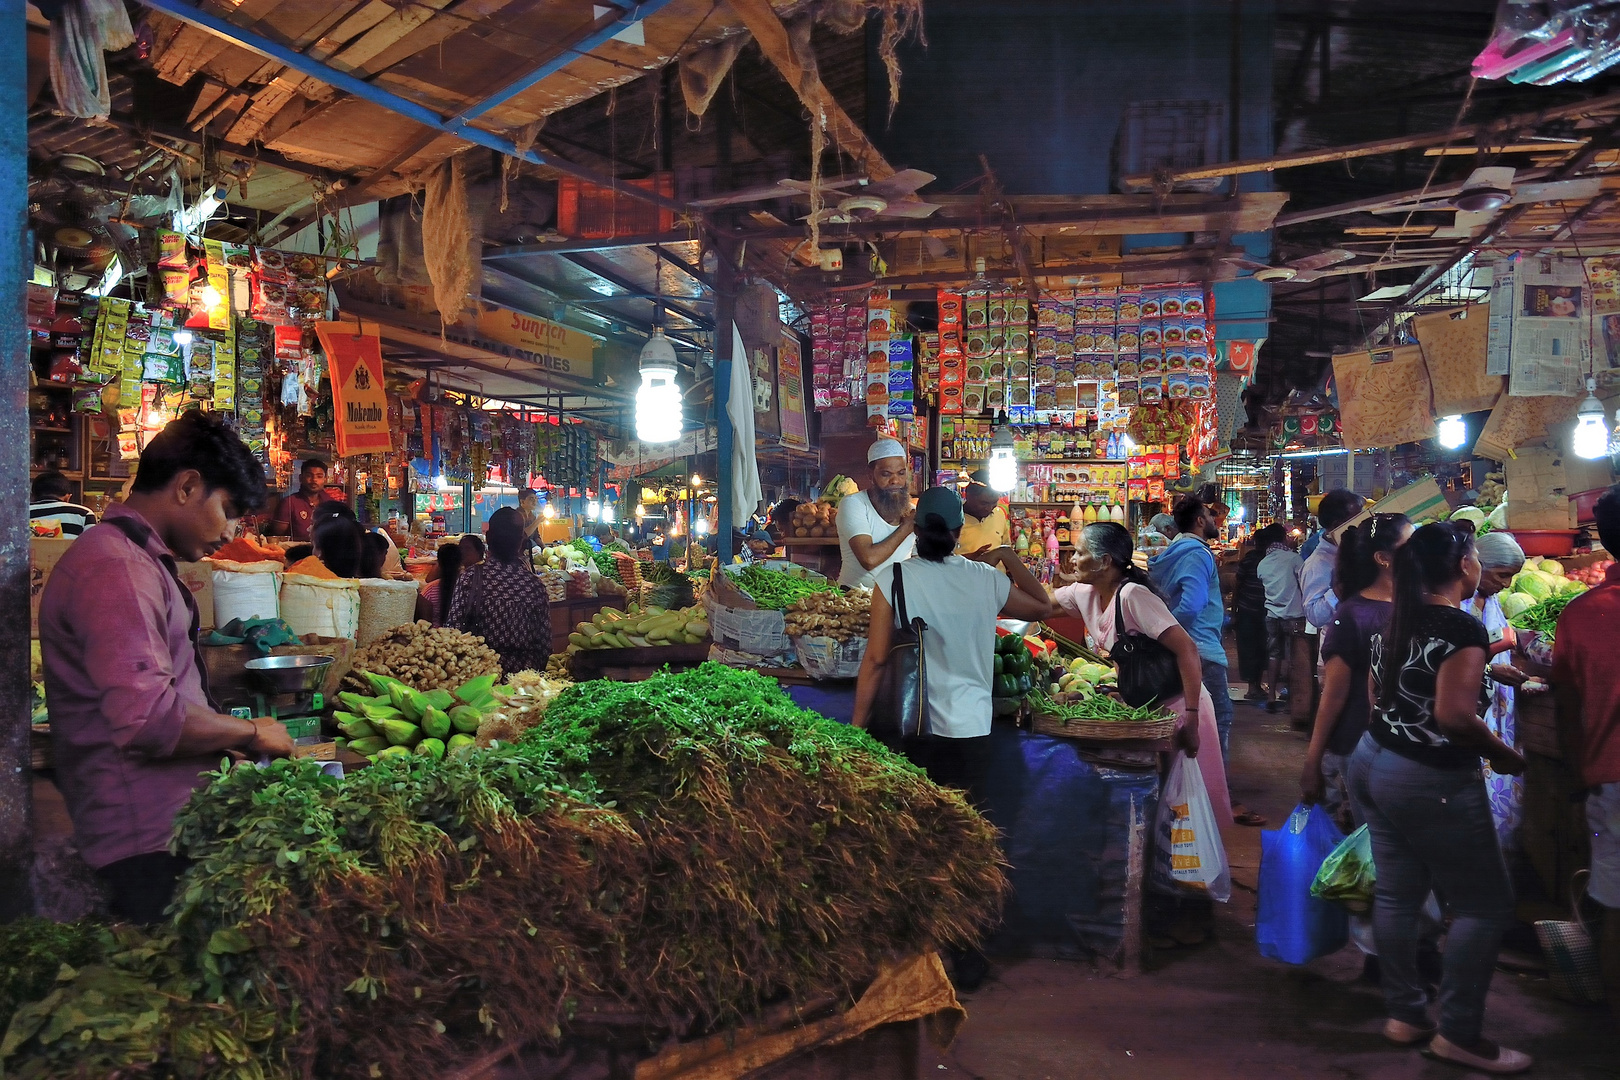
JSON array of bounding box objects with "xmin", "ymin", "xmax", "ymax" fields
[{"xmin": 1437, "ymin": 414, "xmax": 1467, "ymax": 450}]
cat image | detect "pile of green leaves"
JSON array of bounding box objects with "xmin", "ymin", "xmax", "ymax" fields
[
  {"xmin": 1027, "ymin": 690, "xmax": 1174, "ymax": 724},
  {"xmin": 0, "ymin": 918, "xmax": 107, "ymax": 1030},
  {"xmin": 7, "ymin": 666, "xmax": 1003, "ymax": 1080},
  {"xmin": 1508, "ymin": 590, "xmax": 1578, "ymax": 637},
  {"xmin": 728, "ymin": 565, "xmax": 838, "ymax": 610}
]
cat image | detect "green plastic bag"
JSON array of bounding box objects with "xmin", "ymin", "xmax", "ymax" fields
[{"xmin": 1310, "ymin": 823, "xmax": 1376, "ymax": 913}]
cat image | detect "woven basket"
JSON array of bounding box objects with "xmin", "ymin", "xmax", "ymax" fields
[{"xmin": 1031, "ymin": 693, "xmax": 1176, "ymax": 741}]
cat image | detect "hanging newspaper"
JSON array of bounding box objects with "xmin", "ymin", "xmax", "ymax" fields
[{"xmin": 1507, "ymin": 256, "xmax": 1589, "ymax": 397}]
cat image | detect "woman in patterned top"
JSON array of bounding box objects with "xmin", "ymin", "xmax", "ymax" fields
[
  {"xmin": 1348, "ymin": 522, "xmax": 1529, "ymax": 1074},
  {"xmin": 448, "ymin": 508, "xmax": 552, "ymax": 676}
]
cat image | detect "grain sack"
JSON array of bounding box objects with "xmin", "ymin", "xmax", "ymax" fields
[
  {"xmin": 210, "ymin": 559, "xmax": 283, "ymax": 627},
  {"xmin": 1413, "ymin": 305, "xmax": 1503, "ymax": 416},
  {"xmin": 280, "ymin": 573, "xmax": 361, "ymax": 640},
  {"xmin": 356, "ymin": 578, "xmax": 420, "ymax": 646},
  {"xmin": 1333, "ymin": 345, "xmax": 1436, "ymax": 449}
]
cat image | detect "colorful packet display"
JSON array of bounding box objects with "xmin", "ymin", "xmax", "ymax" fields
[
  {"xmin": 1139, "ymin": 375, "xmax": 1163, "ymax": 404},
  {"xmin": 155, "ymin": 230, "xmax": 186, "ymax": 269}
]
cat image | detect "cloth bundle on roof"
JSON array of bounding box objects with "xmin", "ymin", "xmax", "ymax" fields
[
  {"xmin": 46, "ymin": 0, "xmax": 134, "ymax": 119},
  {"xmin": 680, "ymin": 35, "xmax": 746, "ymax": 118},
  {"xmin": 421, "ymin": 154, "xmax": 480, "ymax": 325}
]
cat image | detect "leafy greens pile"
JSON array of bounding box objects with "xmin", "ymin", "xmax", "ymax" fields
[{"xmin": 3, "ymin": 665, "xmax": 1004, "ymax": 1080}]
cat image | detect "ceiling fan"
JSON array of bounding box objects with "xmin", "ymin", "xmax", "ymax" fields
[
  {"xmin": 690, "ymin": 168, "xmax": 943, "ymax": 222},
  {"xmin": 1374, "ymin": 166, "xmax": 1604, "ymax": 238},
  {"xmin": 1223, "ymin": 248, "xmax": 1357, "ymax": 283}
]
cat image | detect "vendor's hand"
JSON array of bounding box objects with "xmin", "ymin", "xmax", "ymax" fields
[
  {"xmin": 963, "ymin": 545, "xmax": 1004, "ymax": 566},
  {"xmin": 897, "ymin": 505, "xmax": 917, "ymax": 531},
  {"xmin": 1488, "ymin": 663, "xmax": 1530, "ymax": 688},
  {"xmin": 1299, "ymin": 754, "xmax": 1326, "ymax": 805},
  {"xmin": 245, "ymin": 717, "xmax": 295, "ymax": 760},
  {"xmin": 1177, "ymin": 710, "xmax": 1200, "ymax": 758},
  {"xmin": 1488, "ymin": 746, "xmax": 1527, "ymax": 777}
]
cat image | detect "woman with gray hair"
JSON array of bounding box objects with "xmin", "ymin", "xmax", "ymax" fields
[{"xmin": 1466, "ymin": 529, "xmax": 1533, "ymax": 850}]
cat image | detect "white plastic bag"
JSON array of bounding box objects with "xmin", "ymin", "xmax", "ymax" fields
[{"xmin": 1152, "ymin": 752, "xmax": 1232, "ymax": 902}]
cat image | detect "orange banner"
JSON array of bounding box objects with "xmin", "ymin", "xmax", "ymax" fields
[{"xmin": 316, "ymin": 322, "xmax": 392, "ymax": 458}]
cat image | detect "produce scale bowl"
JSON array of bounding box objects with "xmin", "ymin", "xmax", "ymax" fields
[
  {"xmin": 245, "ymin": 654, "xmax": 334, "ymax": 695},
  {"xmin": 1506, "ymin": 530, "xmax": 1577, "ymax": 557}
]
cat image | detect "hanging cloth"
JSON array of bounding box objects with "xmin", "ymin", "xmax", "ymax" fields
[
  {"xmin": 47, "ymin": 0, "xmax": 134, "ymax": 120},
  {"xmin": 727, "ymin": 324, "xmax": 763, "ymax": 527}
]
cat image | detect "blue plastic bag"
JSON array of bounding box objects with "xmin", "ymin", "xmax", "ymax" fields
[{"xmin": 1257, "ymin": 804, "xmax": 1349, "ymax": 965}]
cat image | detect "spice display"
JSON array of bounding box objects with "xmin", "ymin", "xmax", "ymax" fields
[
  {"xmin": 0, "ymin": 665, "xmax": 1005, "ymax": 1080},
  {"xmin": 729, "ymin": 565, "xmax": 838, "ymax": 610},
  {"xmin": 343, "ymin": 621, "xmax": 501, "ymax": 691},
  {"xmin": 566, "ymin": 601, "xmax": 708, "ymax": 650},
  {"xmin": 784, "ymin": 588, "xmax": 871, "ymax": 641},
  {"xmin": 283, "ymin": 555, "xmax": 339, "ymax": 579},
  {"xmin": 209, "ymin": 536, "xmax": 286, "ymax": 564}
]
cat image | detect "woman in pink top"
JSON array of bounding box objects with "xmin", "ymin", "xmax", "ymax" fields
[{"xmin": 1051, "ymin": 520, "xmax": 1233, "ymax": 825}]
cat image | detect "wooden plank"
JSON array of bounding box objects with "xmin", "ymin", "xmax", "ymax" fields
[
  {"xmin": 224, "ymin": 76, "xmax": 305, "ymax": 145},
  {"xmin": 726, "ymin": 0, "xmax": 895, "ymax": 181}
]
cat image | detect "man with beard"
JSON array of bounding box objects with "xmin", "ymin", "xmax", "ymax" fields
[{"xmin": 836, "ymin": 438, "xmax": 917, "ymax": 588}]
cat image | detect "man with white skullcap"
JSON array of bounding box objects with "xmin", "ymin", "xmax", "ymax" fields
[{"xmin": 836, "ymin": 437, "xmax": 917, "ymax": 588}]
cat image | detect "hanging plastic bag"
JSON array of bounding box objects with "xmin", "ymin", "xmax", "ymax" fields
[
  {"xmin": 1311, "ymin": 823, "xmax": 1377, "ymax": 913},
  {"xmin": 1151, "ymin": 752, "xmax": 1231, "ymax": 902},
  {"xmin": 1258, "ymin": 804, "xmax": 1349, "ymax": 965}
]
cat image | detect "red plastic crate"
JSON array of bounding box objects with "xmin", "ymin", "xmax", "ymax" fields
[{"xmin": 556, "ymin": 174, "xmax": 675, "ymax": 238}]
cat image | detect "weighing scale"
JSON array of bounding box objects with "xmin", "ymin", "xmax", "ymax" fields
[{"xmin": 235, "ymin": 655, "xmax": 333, "ymax": 744}]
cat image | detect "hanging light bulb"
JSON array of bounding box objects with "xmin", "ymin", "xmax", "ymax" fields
[
  {"xmin": 987, "ymin": 410, "xmax": 1018, "ymax": 493},
  {"xmin": 1573, "ymin": 382, "xmax": 1609, "ymax": 459},
  {"xmin": 1437, "ymin": 414, "xmax": 1467, "ymax": 450},
  {"xmin": 172, "ymin": 328, "xmax": 194, "ymax": 346},
  {"xmin": 603, "ymin": 505, "xmax": 616, "ymax": 524},
  {"xmin": 691, "ymin": 473, "xmax": 702, "ymax": 487},
  {"xmin": 635, "ymin": 502, "xmax": 646, "ymax": 518},
  {"xmin": 587, "ymin": 500, "xmax": 601, "ymax": 521},
  {"xmin": 198, "ymin": 283, "xmax": 223, "ymax": 308},
  {"xmin": 694, "ymin": 517, "xmax": 710, "ymax": 535},
  {"xmin": 542, "ymin": 502, "xmax": 556, "ymax": 519},
  {"xmin": 635, "ymin": 329, "xmax": 682, "ymax": 444}
]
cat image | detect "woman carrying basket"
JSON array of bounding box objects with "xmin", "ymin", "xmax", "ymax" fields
[{"xmin": 1050, "ymin": 520, "xmax": 1232, "ymax": 825}]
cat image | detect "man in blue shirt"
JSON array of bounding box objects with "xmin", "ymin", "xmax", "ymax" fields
[{"xmin": 1151, "ymin": 496, "xmax": 1231, "ymax": 750}]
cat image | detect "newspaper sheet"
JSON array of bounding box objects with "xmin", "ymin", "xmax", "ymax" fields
[{"xmin": 1508, "ymin": 257, "xmax": 1588, "ymax": 397}]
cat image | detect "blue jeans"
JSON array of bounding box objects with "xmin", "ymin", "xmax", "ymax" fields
[
  {"xmin": 1347, "ymin": 735, "xmax": 1514, "ymax": 1044},
  {"xmin": 1201, "ymin": 660, "xmax": 1234, "ymax": 766}
]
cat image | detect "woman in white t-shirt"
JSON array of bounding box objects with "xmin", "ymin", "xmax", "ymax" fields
[
  {"xmin": 1051, "ymin": 520, "xmax": 1233, "ymax": 824},
  {"xmin": 852, "ymin": 486, "xmax": 1052, "ymax": 798}
]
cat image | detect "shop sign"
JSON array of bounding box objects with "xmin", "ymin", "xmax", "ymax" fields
[
  {"xmin": 441, "ymin": 304, "xmax": 600, "ymax": 379},
  {"xmin": 316, "ymin": 322, "xmax": 392, "ymax": 457},
  {"xmin": 778, "ymin": 332, "xmax": 808, "ymax": 448}
]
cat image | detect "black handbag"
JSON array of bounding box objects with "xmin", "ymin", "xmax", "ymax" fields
[
  {"xmin": 1110, "ymin": 587, "xmax": 1181, "ymax": 708},
  {"xmin": 869, "ymin": 564, "xmax": 931, "ymax": 744}
]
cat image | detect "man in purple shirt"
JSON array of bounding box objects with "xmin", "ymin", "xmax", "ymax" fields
[{"xmin": 40, "ymin": 411, "xmax": 293, "ymax": 923}]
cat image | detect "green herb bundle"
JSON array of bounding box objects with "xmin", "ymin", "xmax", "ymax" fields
[
  {"xmin": 1028, "ymin": 690, "xmax": 1175, "ymax": 724},
  {"xmin": 4, "ymin": 666, "xmax": 1004, "ymax": 1080}
]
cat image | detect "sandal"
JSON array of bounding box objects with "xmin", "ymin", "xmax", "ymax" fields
[{"xmin": 1233, "ymin": 808, "xmax": 1268, "ymax": 827}]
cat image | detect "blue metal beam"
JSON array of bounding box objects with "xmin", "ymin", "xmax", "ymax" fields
[
  {"xmin": 443, "ymin": 0, "xmax": 683, "ymax": 130},
  {"xmin": 138, "ymin": 0, "xmax": 686, "ymax": 213}
]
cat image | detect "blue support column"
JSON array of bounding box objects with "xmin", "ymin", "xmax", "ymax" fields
[{"xmin": 0, "ymin": 0, "xmax": 34, "ymax": 919}]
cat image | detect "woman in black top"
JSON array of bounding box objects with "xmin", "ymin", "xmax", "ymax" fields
[
  {"xmin": 448, "ymin": 508, "xmax": 552, "ymax": 676},
  {"xmin": 1347, "ymin": 522, "xmax": 1529, "ymax": 1073},
  {"xmin": 1232, "ymin": 528, "xmax": 1274, "ymax": 698}
]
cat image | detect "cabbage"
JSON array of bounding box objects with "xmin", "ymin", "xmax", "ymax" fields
[
  {"xmin": 1451, "ymin": 506, "xmax": 1486, "ymax": 526},
  {"xmin": 1499, "ymin": 592, "xmax": 1537, "ymax": 620},
  {"xmin": 1487, "ymin": 502, "xmax": 1508, "ymax": 529},
  {"xmin": 1558, "ymin": 578, "xmax": 1588, "ymax": 596},
  {"xmin": 1539, "ymin": 558, "xmax": 1566, "ymax": 577},
  {"xmin": 1513, "ymin": 570, "xmax": 1555, "ymax": 601}
]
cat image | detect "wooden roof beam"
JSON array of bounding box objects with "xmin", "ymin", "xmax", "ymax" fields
[
  {"xmin": 1123, "ymin": 90, "xmax": 1620, "ymax": 187},
  {"xmin": 724, "ymin": 0, "xmax": 895, "ymax": 181}
]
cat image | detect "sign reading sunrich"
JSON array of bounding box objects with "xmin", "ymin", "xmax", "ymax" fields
[
  {"xmin": 442, "ymin": 304, "xmax": 601, "ymax": 379},
  {"xmin": 316, "ymin": 323, "xmax": 392, "ymax": 457}
]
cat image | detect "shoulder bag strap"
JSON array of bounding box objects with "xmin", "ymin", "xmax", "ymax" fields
[
  {"xmin": 891, "ymin": 563, "xmax": 910, "ymax": 627},
  {"xmin": 1113, "ymin": 585, "xmax": 1128, "ymax": 644}
]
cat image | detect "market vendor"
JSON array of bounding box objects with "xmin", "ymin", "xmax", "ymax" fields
[
  {"xmin": 39, "ymin": 411, "xmax": 295, "ymax": 924},
  {"xmin": 836, "ymin": 438, "xmax": 916, "ymax": 588},
  {"xmin": 264, "ymin": 457, "xmax": 327, "ymax": 542},
  {"xmin": 957, "ymin": 479, "xmax": 1010, "ymax": 557}
]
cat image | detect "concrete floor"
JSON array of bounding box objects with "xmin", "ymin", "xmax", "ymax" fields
[{"xmin": 902, "ymin": 696, "xmax": 1617, "ymax": 1080}]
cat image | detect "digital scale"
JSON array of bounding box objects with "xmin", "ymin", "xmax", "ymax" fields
[{"xmin": 226, "ymin": 655, "xmax": 333, "ymax": 744}]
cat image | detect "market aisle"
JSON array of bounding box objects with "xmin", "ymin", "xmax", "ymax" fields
[{"xmin": 812, "ymin": 701, "xmax": 1614, "ymax": 1080}]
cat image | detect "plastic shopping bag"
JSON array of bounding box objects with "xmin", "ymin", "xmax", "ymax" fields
[
  {"xmin": 1257, "ymin": 804, "xmax": 1349, "ymax": 965},
  {"xmin": 1151, "ymin": 752, "xmax": 1231, "ymax": 902},
  {"xmin": 1311, "ymin": 823, "xmax": 1376, "ymax": 913}
]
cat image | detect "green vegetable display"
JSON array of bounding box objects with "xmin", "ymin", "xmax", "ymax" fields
[
  {"xmin": 1508, "ymin": 590, "xmax": 1580, "ymax": 638},
  {"xmin": 729, "ymin": 565, "xmax": 838, "ymax": 610},
  {"xmin": 2, "ymin": 665, "xmax": 1005, "ymax": 1080},
  {"xmin": 1027, "ymin": 689, "xmax": 1175, "ymax": 724}
]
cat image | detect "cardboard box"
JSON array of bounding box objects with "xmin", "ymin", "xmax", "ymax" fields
[
  {"xmin": 32, "ymin": 540, "xmax": 218, "ymax": 638},
  {"xmin": 1505, "ymin": 448, "xmax": 1575, "ymax": 530},
  {"xmin": 29, "ymin": 538, "xmax": 74, "ymax": 638}
]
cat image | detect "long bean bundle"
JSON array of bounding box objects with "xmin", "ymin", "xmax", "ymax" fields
[{"xmin": 1028, "ymin": 689, "xmax": 1174, "ymax": 723}]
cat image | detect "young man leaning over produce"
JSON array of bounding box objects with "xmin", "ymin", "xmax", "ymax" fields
[
  {"xmin": 40, "ymin": 411, "xmax": 295, "ymax": 924},
  {"xmin": 1553, "ymin": 484, "xmax": 1620, "ymax": 1017}
]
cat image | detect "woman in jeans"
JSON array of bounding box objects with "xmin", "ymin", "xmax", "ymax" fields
[{"xmin": 1350, "ymin": 522, "xmax": 1528, "ymax": 1073}]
